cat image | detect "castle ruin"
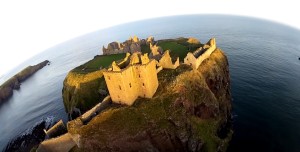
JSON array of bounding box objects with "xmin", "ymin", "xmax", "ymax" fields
[
  {"xmin": 102, "ymin": 36, "xmax": 155, "ymax": 55},
  {"xmin": 103, "ymin": 37, "xmax": 217, "ymax": 105},
  {"xmin": 184, "ymin": 38, "xmax": 216, "ymax": 69},
  {"xmin": 158, "ymin": 50, "xmax": 179, "ymax": 69}
]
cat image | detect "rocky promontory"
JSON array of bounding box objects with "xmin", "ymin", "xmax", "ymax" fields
[
  {"xmin": 61, "ymin": 37, "xmax": 232, "ymax": 151},
  {"xmin": 0, "ymin": 60, "xmax": 50, "ymax": 104}
]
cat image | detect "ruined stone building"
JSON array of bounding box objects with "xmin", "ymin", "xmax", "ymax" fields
[
  {"xmin": 150, "ymin": 43, "xmax": 164, "ymax": 58},
  {"xmin": 184, "ymin": 38, "xmax": 216, "ymax": 69},
  {"xmin": 146, "ymin": 36, "xmax": 154, "ymax": 44},
  {"xmin": 102, "ymin": 36, "xmax": 142, "ymax": 55},
  {"xmin": 158, "ymin": 50, "xmax": 179, "ymax": 69},
  {"xmin": 103, "ymin": 52, "xmax": 158, "ymax": 106},
  {"xmin": 103, "ymin": 37, "xmax": 217, "ymax": 106}
]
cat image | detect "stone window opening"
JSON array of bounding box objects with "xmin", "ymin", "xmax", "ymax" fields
[
  {"xmin": 119, "ymin": 85, "xmax": 121, "ymax": 90},
  {"xmin": 108, "ymin": 76, "xmax": 110, "ymax": 80},
  {"xmin": 139, "ymin": 74, "xmax": 141, "ymax": 78},
  {"xmin": 142, "ymin": 83, "xmax": 145, "ymax": 87},
  {"xmin": 129, "ymin": 83, "xmax": 132, "ymax": 88}
]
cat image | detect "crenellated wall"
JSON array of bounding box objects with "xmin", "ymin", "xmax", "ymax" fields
[
  {"xmin": 184, "ymin": 38, "xmax": 216, "ymax": 69},
  {"xmin": 158, "ymin": 50, "xmax": 179, "ymax": 69},
  {"xmin": 150, "ymin": 43, "xmax": 163, "ymax": 56}
]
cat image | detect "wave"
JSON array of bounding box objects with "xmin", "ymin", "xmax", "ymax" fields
[{"xmin": 3, "ymin": 116, "xmax": 56, "ymax": 152}]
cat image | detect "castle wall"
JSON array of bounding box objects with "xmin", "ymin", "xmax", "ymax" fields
[
  {"xmin": 158, "ymin": 50, "xmax": 179, "ymax": 69},
  {"xmin": 136, "ymin": 60, "xmax": 158, "ymax": 98},
  {"xmin": 184, "ymin": 38, "xmax": 216, "ymax": 69},
  {"xmin": 150, "ymin": 43, "xmax": 163, "ymax": 58},
  {"xmin": 184, "ymin": 52, "xmax": 198, "ymax": 69}
]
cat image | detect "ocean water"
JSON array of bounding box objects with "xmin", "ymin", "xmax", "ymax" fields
[{"xmin": 0, "ymin": 15, "xmax": 300, "ymax": 151}]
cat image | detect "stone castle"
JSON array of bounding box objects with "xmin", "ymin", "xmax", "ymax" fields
[{"xmin": 103, "ymin": 36, "xmax": 217, "ymax": 106}]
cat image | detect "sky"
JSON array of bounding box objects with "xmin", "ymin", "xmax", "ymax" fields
[{"xmin": 0, "ymin": 0, "xmax": 299, "ymax": 78}]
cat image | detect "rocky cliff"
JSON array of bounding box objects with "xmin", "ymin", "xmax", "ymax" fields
[
  {"xmin": 67, "ymin": 48, "xmax": 232, "ymax": 152},
  {"xmin": 0, "ymin": 60, "xmax": 50, "ymax": 104},
  {"xmin": 62, "ymin": 70, "xmax": 107, "ymax": 120}
]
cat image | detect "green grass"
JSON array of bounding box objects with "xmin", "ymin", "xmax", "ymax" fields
[
  {"xmin": 158, "ymin": 40, "xmax": 202, "ymax": 61},
  {"xmin": 159, "ymin": 41, "xmax": 188, "ymax": 61},
  {"xmin": 140, "ymin": 38, "xmax": 202, "ymax": 62},
  {"xmin": 141, "ymin": 44, "xmax": 151, "ymax": 53},
  {"xmin": 191, "ymin": 117, "xmax": 220, "ymax": 152},
  {"xmin": 72, "ymin": 54, "xmax": 126, "ymax": 73}
]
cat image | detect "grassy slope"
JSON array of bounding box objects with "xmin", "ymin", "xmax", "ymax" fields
[{"xmin": 72, "ymin": 54, "xmax": 126, "ymax": 74}]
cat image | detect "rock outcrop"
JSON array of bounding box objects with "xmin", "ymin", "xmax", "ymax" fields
[
  {"xmin": 67, "ymin": 48, "xmax": 232, "ymax": 151},
  {"xmin": 62, "ymin": 70, "xmax": 107, "ymax": 120},
  {"xmin": 0, "ymin": 60, "xmax": 50, "ymax": 104},
  {"xmin": 4, "ymin": 117, "xmax": 55, "ymax": 152}
]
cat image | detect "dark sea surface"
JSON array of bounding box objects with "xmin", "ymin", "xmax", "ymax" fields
[{"xmin": 0, "ymin": 15, "xmax": 299, "ymax": 151}]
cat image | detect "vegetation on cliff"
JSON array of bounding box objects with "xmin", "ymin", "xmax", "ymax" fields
[
  {"xmin": 62, "ymin": 54, "xmax": 126, "ymax": 119},
  {"xmin": 0, "ymin": 60, "xmax": 50, "ymax": 104},
  {"xmin": 67, "ymin": 48, "xmax": 232, "ymax": 151}
]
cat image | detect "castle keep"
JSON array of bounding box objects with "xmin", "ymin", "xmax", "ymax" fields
[
  {"xmin": 103, "ymin": 36, "xmax": 217, "ymax": 105},
  {"xmin": 103, "ymin": 52, "xmax": 158, "ymax": 106}
]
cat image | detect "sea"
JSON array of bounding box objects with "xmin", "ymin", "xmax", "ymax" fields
[{"xmin": 0, "ymin": 15, "xmax": 299, "ymax": 152}]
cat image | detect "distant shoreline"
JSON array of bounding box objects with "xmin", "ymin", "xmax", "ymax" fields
[{"xmin": 0, "ymin": 60, "xmax": 50, "ymax": 104}]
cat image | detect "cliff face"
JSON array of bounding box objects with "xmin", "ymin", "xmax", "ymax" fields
[
  {"xmin": 62, "ymin": 70, "xmax": 107, "ymax": 119},
  {"xmin": 0, "ymin": 60, "xmax": 49, "ymax": 104},
  {"xmin": 68, "ymin": 48, "xmax": 232, "ymax": 152}
]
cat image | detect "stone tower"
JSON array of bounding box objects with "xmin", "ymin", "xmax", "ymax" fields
[{"xmin": 103, "ymin": 52, "xmax": 158, "ymax": 106}]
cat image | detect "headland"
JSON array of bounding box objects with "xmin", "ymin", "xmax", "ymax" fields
[
  {"xmin": 38, "ymin": 36, "xmax": 232, "ymax": 152},
  {"xmin": 0, "ymin": 60, "xmax": 50, "ymax": 104}
]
